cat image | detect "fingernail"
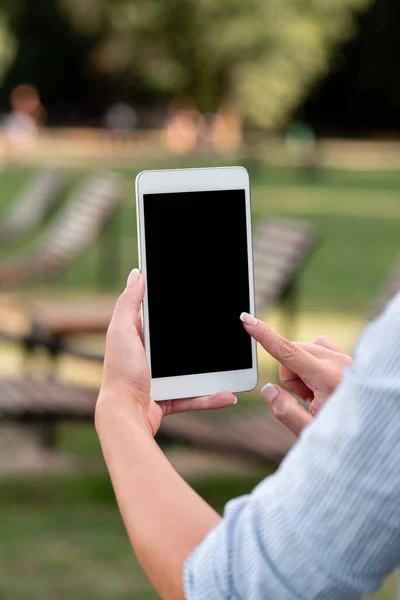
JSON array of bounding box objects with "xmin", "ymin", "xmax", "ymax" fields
[
  {"xmin": 261, "ymin": 383, "xmax": 279, "ymax": 405},
  {"xmin": 232, "ymin": 396, "xmax": 238, "ymax": 405},
  {"xmin": 127, "ymin": 268, "xmax": 140, "ymax": 287},
  {"xmin": 240, "ymin": 312, "xmax": 258, "ymax": 326}
]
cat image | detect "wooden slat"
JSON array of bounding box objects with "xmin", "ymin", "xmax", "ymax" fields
[
  {"xmin": 160, "ymin": 411, "xmax": 296, "ymax": 462},
  {"xmin": 0, "ymin": 170, "xmax": 64, "ymax": 248},
  {"xmin": 254, "ymin": 250, "xmax": 311, "ymax": 268},
  {"xmin": 0, "ymin": 379, "xmax": 295, "ymax": 462},
  {"xmin": 30, "ymin": 300, "xmax": 114, "ymax": 336},
  {"xmin": 0, "ymin": 379, "xmax": 97, "ymax": 420},
  {"xmin": 0, "ymin": 173, "xmax": 123, "ymax": 287},
  {"xmin": 253, "ymin": 217, "xmax": 316, "ymax": 313}
]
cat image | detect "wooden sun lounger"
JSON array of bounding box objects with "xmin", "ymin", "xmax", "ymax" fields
[
  {"xmin": 253, "ymin": 217, "xmax": 316, "ymax": 315},
  {"xmin": 0, "ymin": 172, "xmax": 123, "ymax": 287},
  {"xmin": 0, "ymin": 378, "xmax": 296, "ymax": 461},
  {"xmin": 0, "ymin": 170, "xmax": 64, "ymax": 249}
]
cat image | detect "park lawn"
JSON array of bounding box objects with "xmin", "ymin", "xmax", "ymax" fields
[
  {"xmin": 1, "ymin": 162, "xmax": 400, "ymax": 598},
  {"xmin": 0, "ymin": 473, "xmax": 268, "ymax": 600},
  {"xmin": 0, "ymin": 471, "xmax": 397, "ymax": 600},
  {"xmin": 0, "ymin": 472, "xmax": 396, "ymax": 600}
]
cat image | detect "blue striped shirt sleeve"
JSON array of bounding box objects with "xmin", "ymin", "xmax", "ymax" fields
[{"xmin": 184, "ymin": 294, "xmax": 400, "ymax": 600}]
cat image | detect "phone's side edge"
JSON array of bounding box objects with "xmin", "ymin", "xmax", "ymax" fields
[
  {"xmin": 135, "ymin": 173, "xmax": 153, "ymax": 381},
  {"xmin": 245, "ymin": 170, "xmax": 259, "ymax": 390}
]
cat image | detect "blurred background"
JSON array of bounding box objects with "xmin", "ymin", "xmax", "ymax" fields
[{"xmin": 0, "ymin": 0, "xmax": 400, "ymax": 598}]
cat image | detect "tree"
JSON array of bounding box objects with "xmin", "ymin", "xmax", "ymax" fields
[
  {"xmin": 302, "ymin": 0, "xmax": 400, "ymax": 135},
  {"xmin": 0, "ymin": 0, "xmax": 101, "ymax": 123},
  {"xmin": 0, "ymin": 0, "xmax": 373, "ymax": 128},
  {"xmin": 63, "ymin": 0, "xmax": 372, "ymax": 128}
]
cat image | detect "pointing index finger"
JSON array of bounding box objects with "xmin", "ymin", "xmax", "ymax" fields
[{"xmin": 240, "ymin": 312, "xmax": 321, "ymax": 378}]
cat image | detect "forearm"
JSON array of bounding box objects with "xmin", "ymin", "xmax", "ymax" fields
[{"xmin": 97, "ymin": 404, "xmax": 221, "ymax": 600}]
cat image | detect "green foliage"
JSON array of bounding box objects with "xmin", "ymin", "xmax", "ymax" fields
[
  {"xmin": 0, "ymin": 0, "xmax": 97, "ymax": 111},
  {"xmin": 237, "ymin": 0, "xmax": 373, "ymax": 127},
  {"xmin": 62, "ymin": 0, "xmax": 373, "ymax": 127},
  {"xmin": 0, "ymin": 9, "xmax": 15, "ymax": 84},
  {"xmin": 0, "ymin": 0, "xmax": 373, "ymax": 127}
]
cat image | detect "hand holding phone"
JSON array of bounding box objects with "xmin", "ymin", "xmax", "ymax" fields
[{"xmin": 96, "ymin": 268, "xmax": 237, "ymax": 437}]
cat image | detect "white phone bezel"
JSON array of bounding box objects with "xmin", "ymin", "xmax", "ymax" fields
[{"xmin": 136, "ymin": 166, "xmax": 258, "ymax": 401}]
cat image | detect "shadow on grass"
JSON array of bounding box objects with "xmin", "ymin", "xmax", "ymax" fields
[{"xmin": 0, "ymin": 471, "xmax": 268, "ymax": 509}]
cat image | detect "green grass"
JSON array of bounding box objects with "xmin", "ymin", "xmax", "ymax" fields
[
  {"xmin": 0, "ymin": 473, "xmax": 269, "ymax": 600},
  {"xmin": 0, "ymin": 470, "xmax": 397, "ymax": 599},
  {"xmin": 1, "ymin": 162, "xmax": 400, "ymax": 598}
]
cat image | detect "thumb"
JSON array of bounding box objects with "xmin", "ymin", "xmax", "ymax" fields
[
  {"xmin": 110, "ymin": 268, "xmax": 145, "ymax": 331},
  {"xmin": 261, "ymin": 383, "xmax": 313, "ymax": 437}
]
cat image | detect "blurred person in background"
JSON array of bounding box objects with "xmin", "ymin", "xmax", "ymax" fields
[
  {"xmin": 104, "ymin": 102, "xmax": 138, "ymax": 142},
  {"xmin": 210, "ymin": 103, "xmax": 242, "ymax": 153},
  {"xmin": 96, "ymin": 269, "xmax": 400, "ymax": 600},
  {"xmin": 201, "ymin": 105, "xmax": 242, "ymax": 154},
  {"xmin": 285, "ymin": 121, "xmax": 320, "ymax": 175},
  {"xmin": 163, "ymin": 99, "xmax": 205, "ymax": 154},
  {"xmin": 2, "ymin": 85, "xmax": 45, "ymax": 158}
]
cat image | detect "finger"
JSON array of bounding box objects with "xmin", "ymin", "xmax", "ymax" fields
[
  {"xmin": 279, "ymin": 363, "xmax": 313, "ymax": 400},
  {"xmin": 240, "ymin": 313, "xmax": 320, "ymax": 378},
  {"xmin": 279, "ymin": 342, "xmax": 333, "ymax": 399},
  {"xmin": 165, "ymin": 392, "xmax": 237, "ymax": 415},
  {"xmin": 261, "ymin": 383, "xmax": 313, "ymax": 437},
  {"xmin": 279, "ymin": 341, "xmax": 344, "ymax": 399},
  {"xmin": 279, "ymin": 340, "xmax": 346, "ymax": 401},
  {"xmin": 313, "ymin": 336, "xmax": 344, "ymax": 353},
  {"xmin": 280, "ymin": 341, "xmax": 325, "ymax": 399},
  {"xmin": 296, "ymin": 341, "xmax": 341, "ymax": 360},
  {"xmin": 110, "ymin": 269, "xmax": 145, "ymax": 332},
  {"xmin": 309, "ymin": 398, "xmax": 320, "ymax": 418}
]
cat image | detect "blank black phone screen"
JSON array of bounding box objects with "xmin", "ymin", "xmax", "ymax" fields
[{"xmin": 143, "ymin": 189, "xmax": 252, "ymax": 379}]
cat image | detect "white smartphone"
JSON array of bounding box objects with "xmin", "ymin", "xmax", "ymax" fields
[{"xmin": 136, "ymin": 166, "xmax": 258, "ymax": 401}]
